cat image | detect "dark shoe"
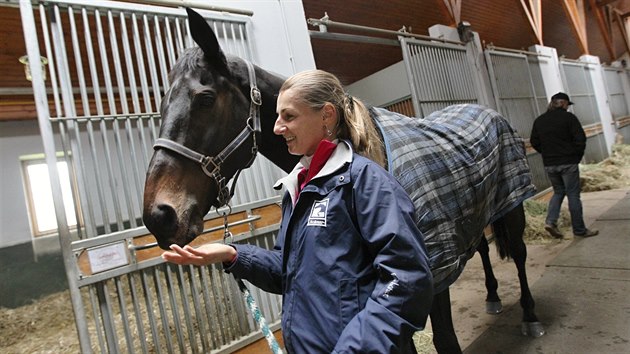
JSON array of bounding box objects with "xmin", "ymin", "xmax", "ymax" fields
[
  {"xmin": 574, "ymin": 229, "xmax": 599, "ymax": 237},
  {"xmin": 544, "ymin": 224, "xmax": 564, "ymax": 238}
]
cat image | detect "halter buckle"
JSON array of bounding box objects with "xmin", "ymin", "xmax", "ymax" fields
[
  {"xmin": 251, "ymin": 87, "xmax": 262, "ymax": 106},
  {"xmin": 201, "ymin": 156, "xmax": 220, "ymax": 177}
]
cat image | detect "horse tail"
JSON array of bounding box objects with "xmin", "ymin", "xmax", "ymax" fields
[
  {"xmin": 491, "ymin": 216, "xmax": 512, "ymax": 260},
  {"xmin": 490, "ymin": 203, "xmax": 526, "ymax": 260}
]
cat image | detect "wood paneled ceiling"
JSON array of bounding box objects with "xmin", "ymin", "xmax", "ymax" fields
[
  {"xmin": 1, "ymin": 0, "xmax": 629, "ymax": 121},
  {"xmin": 302, "ymin": 0, "xmax": 630, "ymax": 85}
]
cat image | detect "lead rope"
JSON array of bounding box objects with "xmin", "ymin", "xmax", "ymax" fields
[{"xmin": 222, "ymin": 211, "xmax": 284, "ymax": 354}]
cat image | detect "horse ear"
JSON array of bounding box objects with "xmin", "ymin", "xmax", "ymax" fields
[{"xmin": 186, "ymin": 7, "xmax": 229, "ymax": 73}]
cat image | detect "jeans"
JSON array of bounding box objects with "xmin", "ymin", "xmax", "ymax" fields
[{"xmin": 544, "ymin": 164, "xmax": 586, "ymax": 234}]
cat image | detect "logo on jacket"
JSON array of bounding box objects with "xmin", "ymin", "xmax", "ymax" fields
[{"xmin": 307, "ymin": 198, "xmax": 329, "ymax": 227}]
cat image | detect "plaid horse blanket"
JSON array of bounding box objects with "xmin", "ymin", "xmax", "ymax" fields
[{"xmin": 371, "ymin": 104, "xmax": 536, "ymax": 293}]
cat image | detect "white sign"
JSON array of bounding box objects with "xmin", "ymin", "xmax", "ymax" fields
[{"xmin": 87, "ymin": 242, "xmax": 129, "ymax": 274}]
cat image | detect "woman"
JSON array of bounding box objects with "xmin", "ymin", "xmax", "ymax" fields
[{"xmin": 162, "ymin": 70, "xmax": 434, "ymax": 353}]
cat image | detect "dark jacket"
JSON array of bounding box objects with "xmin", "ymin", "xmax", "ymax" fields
[
  {"xmin": 227, "ymin": 141, "xmax": 433, "ymax": 353},
  {"xmin": 530, "ymin": 108, "xmax": 587, "ymax": 166}
]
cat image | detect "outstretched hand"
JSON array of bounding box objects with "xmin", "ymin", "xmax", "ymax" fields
[{"xmin": 162, "ymin": 243, "xmax": 236, "ymax": 266}]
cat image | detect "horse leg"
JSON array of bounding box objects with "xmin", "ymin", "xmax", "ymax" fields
[
  {"xmin": 496, "ymin": 204, "xmax": 545, "ymax": 337},
  {"xmin": 477, "ymin": 236, "xmax": 503, "ymax": 314},
  {"xmin": 430, "ymin": 288, "xmax": 462, "ymax": 354}
]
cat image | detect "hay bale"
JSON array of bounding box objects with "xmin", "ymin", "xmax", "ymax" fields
[
  {"xmin": 581, "ymin": 144, "xmax": 630, "ymax": 192},
  {"xmin": 413, "ymin": 330, "xmax": 435, "ymax": 353},
  {"xmin": 523, "ymin": 199, "xmax": 571, "ymax": 244}
]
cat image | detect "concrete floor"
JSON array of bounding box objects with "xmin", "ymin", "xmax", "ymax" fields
[{"xmin": 427, "ymin": 188, "xmax": 630, "ymax": 354}]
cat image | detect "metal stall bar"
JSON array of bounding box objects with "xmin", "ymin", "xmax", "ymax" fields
[
  {"xmin": 106, "ymin": 9, "xmax": 132, "ymax": 231},
  {"xmin": 19, "ymin": 1, "xmax": 92, "ymax": 352},
  {"xmin": 80, "ymin": 7, "xmax": 109, "ymax": 238},
  {"xmin": 118, "ymin": 12, "xmax": 146, "ymax": 217},
  {"xmin": 50, "ymin": 4, "xmax": 96, "ymax": 239},
  {"xmin": 134, "ymin": 14, "xmax": 158, "ymax": 164},
  {"xmin": 400, "ymin": 38, "xmax": 422, "ymax": 117}
]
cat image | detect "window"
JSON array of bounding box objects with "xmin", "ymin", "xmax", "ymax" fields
[{"xmin": 21, "ymin": 154, "xmax": 78, "ymax": 236}]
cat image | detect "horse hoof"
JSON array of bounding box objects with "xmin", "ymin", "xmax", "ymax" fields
[
  {"xmin": 485, "ymin": 301, "xmax": 503, "ymax": 314},
  {"xmin": 521, "ymin": 321, "xmax": 545, "ymax": 337}
]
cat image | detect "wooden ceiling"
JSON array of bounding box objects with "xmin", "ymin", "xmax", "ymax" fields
[
  {"xmin": 302, "ymin": 0, "xmax": 630, "ymax": 85},
  {"xmin": 1, "ymin": 0, "xmax": 629, "ymax": 121}
]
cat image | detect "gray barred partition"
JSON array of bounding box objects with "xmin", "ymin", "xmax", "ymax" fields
[
  {"xmin": 603, "ymin": 66, "xmax": 630, "ymax": 143},
  {"xmin": 20, "ymin": 0, "xmax": 284, "ymax": 352},
  {"xmin": 484, "ymin": 49, "xmax": 547, "ymax": 137},
  {"xmin": 484, "ymin": 48, "xmax": 550, "ymax": 191},
  {"xmin": 399, "ymin": 36, "xmax": 480, "ymax": 118},
  {"xmin": 559, "ymin": 59, "xmax": 608, "ymax": 163}
]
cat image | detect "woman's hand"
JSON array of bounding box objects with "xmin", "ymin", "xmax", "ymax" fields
[{"xmin": 162, "ymin": 243, "xmax": 236, "ymax": 266}]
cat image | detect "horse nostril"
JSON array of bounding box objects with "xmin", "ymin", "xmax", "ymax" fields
[{"xmin": 151, "ymin": 204, "xmax": 178, "ymax": 231}]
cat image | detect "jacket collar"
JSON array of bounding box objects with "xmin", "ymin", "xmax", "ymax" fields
[{"xmin": 274, "ymin": 140, "xmax": 353, "ymax": 204}]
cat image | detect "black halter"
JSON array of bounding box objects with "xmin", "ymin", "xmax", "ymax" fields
[{"xmin": 153, "ymin": 60, "xmax": 262, "ymax": 208}]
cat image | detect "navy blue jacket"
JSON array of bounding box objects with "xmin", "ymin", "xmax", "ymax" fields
[{"xmin": 227, "ymin": 141, "xmax": 433, "ymax": 353}]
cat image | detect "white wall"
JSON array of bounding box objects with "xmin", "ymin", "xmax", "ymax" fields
[
  {"xmin": 0, "ymin": 0, "xmax": 316, "ymax": 249},
  {"xmin": 0, "ymin": 121, "xmax": 43, "ymax": 247},
  {"xmin": 346, "ymin": 61, "xmax": 410, "ymax": 107},
  {"xmin": 210, "ymin": 0, "xmax": 315, "ymax": 77},
  {"xmin": 529, "ymin": 45, "xmax": 565, "ymax": 100},
  {"xmin": 581, "ymin": 55, "xmax": 616, "ymax": 154}
]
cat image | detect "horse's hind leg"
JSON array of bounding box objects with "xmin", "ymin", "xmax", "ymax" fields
[
  {"xmin": 430, "ymin": 288, "xmax": 462, "ymax": 354},
  {"xmin": 477, "ymin": 236, "xmax": 503, "ymax": 314},
  {"xmin": 495, "ymin": 204, "xmax": 545, "ymax": 337}
]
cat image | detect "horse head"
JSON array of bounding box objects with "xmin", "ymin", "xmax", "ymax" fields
[{"xmin": 143, "ymin": 8, "xmax": 295, "ymax": 249}]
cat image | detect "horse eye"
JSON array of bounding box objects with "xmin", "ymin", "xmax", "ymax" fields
[{"xmin": 197, "ymin": 94, "xmax": 215, "ymax": 107}]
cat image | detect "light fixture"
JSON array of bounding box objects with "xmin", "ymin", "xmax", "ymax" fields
[{"xmin": 19, "ymin": 55, "xmax": 48, "ymax": 81}]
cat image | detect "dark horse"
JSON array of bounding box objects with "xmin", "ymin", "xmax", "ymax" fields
[{"xmin": 143, "ymin": 8, "xmax": 544, "ymax": 353}]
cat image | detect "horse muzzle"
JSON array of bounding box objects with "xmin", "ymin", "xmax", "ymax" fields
[{"xmin": 143, "ymin": 201, "xmax": 205, "ymax": 250}]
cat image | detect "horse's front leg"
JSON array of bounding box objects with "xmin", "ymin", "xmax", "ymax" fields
[
  {"xmin": 477, "ymin": 235, "xmax": 503, "ymax": 314},
  {"xmin": 430, "ymin": 288, "xmax": 462, "ymax": 354}
]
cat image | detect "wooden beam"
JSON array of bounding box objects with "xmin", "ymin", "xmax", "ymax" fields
[
  {"xmin": 613, "ymin": 9, "xmax": 630, "ymax": 54},
  {"xmin": 562, "ymin": 0, "xmax": 589, "ymax": 55},
  {"xmin": 595, "ymin": 0, "xmax": 619, "ymax": 6},
  {"xmin": 440, "ymin": 0, "xmax": 461, "ymax": 25},
  {"xmin": 520, "ymin": 0, "xmax": 544, "ymax": 45},
  {"xmin": 590, "ymin": 0, "xmax": 616, "ymax": 58}
]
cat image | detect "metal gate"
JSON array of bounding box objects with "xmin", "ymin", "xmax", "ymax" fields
[
  {"xmin": 484, "ymin": 48, "xmax": 547, "ymax": 135},
  {"xmin": 399, "ymin": 36, "xmax": 480, "ymax": 118},
  {"xmin": 484, "ymin": 47, "xmax": 550, "ymax": 191},
  {"xmin": 20, "ymin": 0, "xmax": 284, "ymax": 352},
  {"xmin": 603, "ymin": 66, "xmax": 630, "ymax": 143},
  {"xmin": 560, "ymin": 59, "xmax": 608, "ymax": 163}
]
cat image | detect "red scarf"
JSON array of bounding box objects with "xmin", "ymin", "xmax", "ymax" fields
[{"xmin": 297, "ymin": 139, "xmax": 337, "ymax": 193}]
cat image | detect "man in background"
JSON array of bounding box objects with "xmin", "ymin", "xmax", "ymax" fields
[{"xmin": 530, "ymin": 92, "xmax": 599, "ymax": 238}]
